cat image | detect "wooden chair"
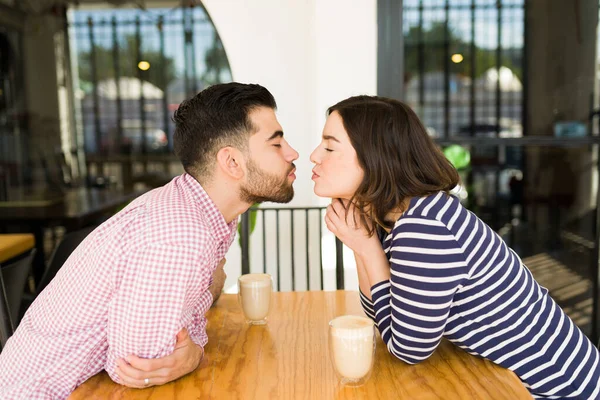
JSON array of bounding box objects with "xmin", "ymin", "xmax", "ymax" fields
[{"xmin": 0, "ymin": 249, "xmax": 35, "ymax": 350}]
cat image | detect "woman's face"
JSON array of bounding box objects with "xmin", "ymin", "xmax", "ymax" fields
[{"xmin": 310, "ymin": 111, "xmax": 364, "ymax": 199}]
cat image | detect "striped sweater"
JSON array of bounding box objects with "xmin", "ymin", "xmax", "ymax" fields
[{"xmin": 360, "ymin": 192, "xmax": 600, "ymax": 399}]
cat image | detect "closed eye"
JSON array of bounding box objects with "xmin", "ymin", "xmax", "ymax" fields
[
  {"xmin": 273, "ymin": 144, "xmax": 282, "ymax": 148},
  {"xmin": 325, "ymin": 148, "xmax": 333, "ymax": 152}
]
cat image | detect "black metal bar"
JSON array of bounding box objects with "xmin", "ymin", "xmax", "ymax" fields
[
  {"xmin": 241, "ymin": 211, "xmax": 250, "ymax": 275},
  {"xmin": 496, "ymin": 0, "xmax": 502, "ymax": 135},
  {"xmin": 291, "ymin": 210, "xmax": 295, "ymax": 291},
  {"xmin": 493, "ymin": 1, "xmax": 502, "ymax": 232},
  {"xmin": 520, "ymin": 0, "xmax": 529, "ymax": 223},
  {"xmin": 62, "ymin": 2, "xmax": 523, "ymax": 27},
  {"xmin": 593, "ymin": 3, "xmax": 600, "ymax": 343},
  {"xmin": 418, "ymin": 0, "xmax": 425, "ymax": 110},
  {"xmin": 111, "ymin": 17, "xmax": 123, "ymax": 152},
  {"xmin": 509, "ymin": 6, "xmax": 517, "ymax": 124},
  {"xmin": 183, "ymin": 8, "xmax": 192, "ymax": 98},
  {"xmin": 158, "ymin": 16, "xmax": 171, "ymax": 150},
  {"xmin": 592, "ymin": 143, "xmax": 600, "ymax": 344},
  {"xmin": 403, "ymin": 3, "xmax": 521, "ymax": 10},
  {"xmin": 588, "ymin": 93, "xmax": 594, "ymax": 137},
  {"xmin": 335, "ymin": 238, "xmax": 345, "ymax": 290},
  {"xmin": 435, "ymin": 136, "xmax": 600, "ymax": 146},
  {"xmin": 262, "ymin": 209, "xmax": 266, "ymax": 274},
  {"xmin": 522, "ymin": 0, "xmax": 529, "ymax": 138},
  {"xmin": 493, "ymin": 169, "xmax": 500, "ymax": 230},
  {"xmin": 69, "ymin": 16, "xmax": 211, "ymax": 27},
  {"xmin": 63, "ymin": 11, "xmax": 85, "ymax": 181},
  {"xmin": 88, "ymin": 17, "xmax": 101, "ymax": 154},
  {"xmin": 135, "ymin": 16, "xmax": 146, "ymax": 157},
  {"xmin": 443, "ymin": 0, "xmax": 450, "ymax": 139},
  {"xmin": 64, "ymin": 2, "xmax": 523, "ymax": 28},
  {"xmin": 29, "ymin": 226, "xmax": 45, "ymax": 286},
  {"xmin": 470, "ymin": 0, "xmax": 476, "ymax": 136},
  {"xmin": 319, "ymin": 209, "xmax": 324, "ymax": 290},
  {"xmin": 189, "ymin": 9, "xmax": 198, "ymax": 94},
  {"xmin": 305, "ymin": 209, "xmax": 310, "ymax": 291},
  {"xmin": 376, "ymin": 0, "xmax": 403, "ymax": 99},
  {"xmin": 276, "ymin": 210, "xmax": 280, "ymax": 291}
]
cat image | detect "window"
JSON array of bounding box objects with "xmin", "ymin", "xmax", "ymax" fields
[
  {"xmin": 403, "ymin": 0, "xmax": 524, "ymax": 139},
  {"xmin": 68, "ymin": 4, "xmax": 232, "ymax": 155}
]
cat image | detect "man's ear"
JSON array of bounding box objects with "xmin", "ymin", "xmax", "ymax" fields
[{"xmin": 216, "ymin": 147, "xmax": 245, "ymax": 180}]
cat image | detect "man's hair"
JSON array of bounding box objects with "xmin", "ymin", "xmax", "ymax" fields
[
  {"xmin": 173, "ymin": 82, "xmax": 277, "ymax": 180},
  {"xmin": 328, "ymin": 95, "xmax": 459, "ymax": 233}
]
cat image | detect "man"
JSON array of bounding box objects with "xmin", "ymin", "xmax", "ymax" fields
[{"xmin": 0, "ymin": 83, "xmax": 299, "ymax": 399}]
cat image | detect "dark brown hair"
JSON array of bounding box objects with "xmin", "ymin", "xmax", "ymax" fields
[
  {"xmin": 327, "ymin": 95, "xmax": 459, "ymax": 233},
  {"xmin": 173, "ymin": 82, "xmax": 277, "ymax": 181}
]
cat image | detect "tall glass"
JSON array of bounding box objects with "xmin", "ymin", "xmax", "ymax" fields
[
  {"xmin": 329, "ymin": 315, "xmax": 376, "ymax": 386},
  {"xmin": 237, "ymin": 273, "xmax": 272, "ymax": 325}
]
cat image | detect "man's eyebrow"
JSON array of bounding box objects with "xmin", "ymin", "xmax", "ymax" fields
[
  {"xmin": 322, "ymin": 134, "xmax": 340, "ymax": 143},
  {"xmin": 266, "ymin": 131, "xmax": 284, "ymax": 141}
]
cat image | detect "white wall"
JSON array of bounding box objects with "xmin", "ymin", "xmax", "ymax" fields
[{"xmin": 201, "ymin": 0, "xmax": 377, "ymax": 292}]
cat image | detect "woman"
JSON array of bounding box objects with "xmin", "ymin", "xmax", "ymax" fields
[{"xmin": 310, "ymin": 95, "xmax": 600, "ymax": 399}]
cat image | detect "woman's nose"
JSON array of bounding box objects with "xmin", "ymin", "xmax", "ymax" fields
[{"xmin": 309, "ymin": 148, "xmax": 319, "ymax": 164}]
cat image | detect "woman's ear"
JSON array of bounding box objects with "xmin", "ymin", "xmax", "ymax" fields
[{"xmin": 216, "ymin": 147, "xmax": 245, "ymax": 180}]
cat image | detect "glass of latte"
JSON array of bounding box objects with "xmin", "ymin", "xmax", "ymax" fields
[
  {"xmin": 329, "ymin": 315, "xmax": 376, "ymax": 386},
  {"xmin": 237, "ymin": 273, "xmax": 273, "ymax": 325}
]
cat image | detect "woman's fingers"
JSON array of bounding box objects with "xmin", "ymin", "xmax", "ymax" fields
[
  {"xmin": 327, "ymin": 203, "xmax": 338, "ymax": 219},
  {"xmin": 326, "ymin": 205, "xmax": 340, "ymax": 224},
  {"xmin": 325, "ymin": 214, "xmax": 341, "ymax": 236},
  {"xmin": 331, "ymin": 199, "xmax": 346, "ymax": 216}
]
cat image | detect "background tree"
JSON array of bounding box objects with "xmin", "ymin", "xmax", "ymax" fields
[
  {"xmin": 201, "ymin": 34, "xmax": 230, "ymax": 86},
  {"xmin": 404, "ymin": 21, "xmax": 522, "ymax": 81},
  {"xmin": 77, "ymin": 34, "xmax": 177, "ymax": 91}
]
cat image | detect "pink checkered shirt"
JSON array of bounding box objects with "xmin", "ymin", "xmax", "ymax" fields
[{"xmin": 0, "ymin": 174, "xmax": 237, "ymax": 399}]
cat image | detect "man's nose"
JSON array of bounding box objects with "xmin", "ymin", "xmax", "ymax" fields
[{"xmin": 286, "ymin": 145, "xmax": 299, "ymax": 162}]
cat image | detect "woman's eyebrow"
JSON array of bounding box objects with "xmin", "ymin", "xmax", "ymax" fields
[{"xmin": 322, "ymin": 134, "xmax": 340, "ymax": 143}]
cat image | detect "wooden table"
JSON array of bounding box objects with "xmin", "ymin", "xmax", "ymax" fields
[
  {"xmin": 70, "ymin": 291, "xmax": 532, "ymax": 399},
  {"xmin": 0, "ymin": 234, "xmax": 34, "ymax": 264},
  {"xmin": 0, "ymin": 188, "xmax": 143, "ymax": 284}
]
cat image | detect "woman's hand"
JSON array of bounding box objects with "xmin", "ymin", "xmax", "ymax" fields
[
  {"xmin": 115, "ymin": 328, "xmax": 204, "ymax": 389},
  {"xmin": 325, "ymin": 199, "xmax": 380, "ymax": 257},
  {"xmin": 326, "ymin": 199, "xmax": 391, "ymax": 285}
]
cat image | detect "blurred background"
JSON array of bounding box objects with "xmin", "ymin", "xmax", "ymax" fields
[{"xmin": 1, "ymin": 0, "xmax": 600, "ymax": 344}]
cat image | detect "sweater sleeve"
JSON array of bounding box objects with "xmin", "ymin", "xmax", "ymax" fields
[
  {"xmin": 359, "ymin": 290, "xmax": 376, "ymax": 323},
  {"xmin": 370, "ymin": 216, "xmax": 469, "ymax": 364}
]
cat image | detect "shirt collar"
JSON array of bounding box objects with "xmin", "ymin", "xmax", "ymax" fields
[{"xmin": 181, "ymin": 173, "xmax": 236, "ymax": 243}]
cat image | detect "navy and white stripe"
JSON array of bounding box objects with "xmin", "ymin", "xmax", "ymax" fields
[{"xmin": 361, "ymin": 192, "xmax": 600, "ymax": 399}]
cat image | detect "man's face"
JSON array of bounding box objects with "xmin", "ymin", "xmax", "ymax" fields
[{"xmin": 239, "ymin": 107, "xmax": 299, "ymax": 204}]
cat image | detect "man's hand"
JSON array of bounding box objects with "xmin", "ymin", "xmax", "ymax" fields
[
  {"xmin": 208, "ymin": 258, "xmax": 227, "ymax": 305},
  {"xmin": 115, "ymin": 328, "xmax": 203, "ymax": 389}
]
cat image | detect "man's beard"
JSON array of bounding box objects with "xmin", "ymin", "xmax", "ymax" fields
[{"xmin": 240, "ymin": 159, "xmax": 295, "ymax": 204}]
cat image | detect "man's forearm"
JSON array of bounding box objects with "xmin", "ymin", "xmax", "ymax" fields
[{"xmin": 208, "ymin": 264, "xmax": 226, "ymax": 305}]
